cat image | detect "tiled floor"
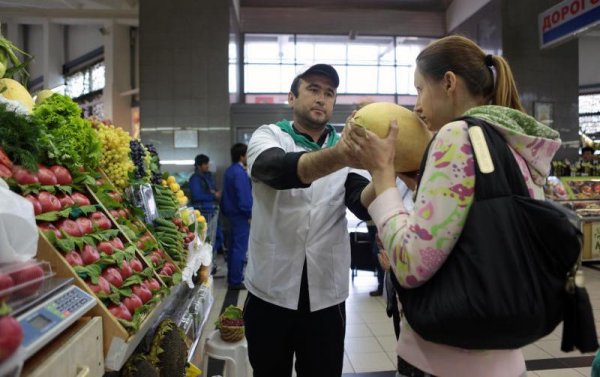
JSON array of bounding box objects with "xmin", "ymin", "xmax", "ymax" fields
[{"xmin": 194, "ymin": 256, "xmax": 600, "ymax": 376}]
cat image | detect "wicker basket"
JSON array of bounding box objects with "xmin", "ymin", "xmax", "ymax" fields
[{"xmin": 219, "ymin": 323, "xmax": 245, "ymax": 342}]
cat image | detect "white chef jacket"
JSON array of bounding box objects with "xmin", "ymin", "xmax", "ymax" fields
[{"xmin": 246, "ymin": 123, "xmax": 354, "ymax": 311}]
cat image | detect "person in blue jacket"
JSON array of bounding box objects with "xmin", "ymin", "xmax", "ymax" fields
[
  {"xmin": 189, "ymin": 154, "xmax": 224, "ymax": 253},
  {"xmin": 221, "ymin": 143, "xmax": 253, "ymax": 290}
]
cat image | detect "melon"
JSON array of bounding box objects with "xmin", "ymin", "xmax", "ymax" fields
[
  {"xmin": 0, "ymin": 78, "xmax": 34, "ymax": 113},
  {"xmin": 35, "ymin": 89, "xmax": 55, "ymax": 105},
  {"xmin": 352, "ymin": 102, "xmax": 432, "ymax": 172}
]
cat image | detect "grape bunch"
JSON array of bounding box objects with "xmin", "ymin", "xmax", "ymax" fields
[
  {"xmin": 130, "ymin": 139, "xmax": 149, "ymax": 181},
  {"xmin": 145, "ymin": 143, "xmax": 162, "ymax": 184},
  {"xmin": 93, "ymin": 120, "xmax": 134, "ymax": 189}
]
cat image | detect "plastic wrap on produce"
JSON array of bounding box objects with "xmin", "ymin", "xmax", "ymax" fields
[
  {"xmin": 0, "ymin": 185, "xmax": 38, "ymax": 263},
  {"xmin": 181, "ymin": 239, "xmax": 212, "ymax": 288}
]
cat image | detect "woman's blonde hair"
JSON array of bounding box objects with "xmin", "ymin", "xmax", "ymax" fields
[{"xmin": 416, "ymin": 35, "xmax": 525, "ymax": 113}]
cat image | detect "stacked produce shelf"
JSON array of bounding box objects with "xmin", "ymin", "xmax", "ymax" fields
[{"xmin": 0, "ymin": 63, "xmax": 213, "ymax": 374}]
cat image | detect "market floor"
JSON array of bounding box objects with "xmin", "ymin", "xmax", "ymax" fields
[{"xmin": 193, "ymin": 255, "xmax": 600, "ymax": 377}]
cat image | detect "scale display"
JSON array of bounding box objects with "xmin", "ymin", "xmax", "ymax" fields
[{"xmin": 17, "ymin": 285, "xmax": 96, "ymax": 360}]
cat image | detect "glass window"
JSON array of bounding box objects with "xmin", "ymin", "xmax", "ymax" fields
[
  {"xmin": 239, "ymin": 33, "xmax": 433, "ymax": 99},
  {"xmin": 65, "ymin": 61, "xmax": 105, "ymax": 99},
  {"xmin": 580, "ymin": 94, "xmax": 600, "ymax": 114}
]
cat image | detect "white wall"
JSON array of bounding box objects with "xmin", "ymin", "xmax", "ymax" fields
[
  {"xmin": 579, "ymin": 35, "xmax": 600, "ymax": 87},
  {"xmin": 67, "ymin": 25, "xmax": 104, "ymax": 62}
]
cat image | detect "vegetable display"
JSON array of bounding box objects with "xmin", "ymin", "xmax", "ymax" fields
[
  {"xmin": 33, "ymin": 94, "xmax": 102, "ymax": 172},
  {"xmin": 0, "ymin": 104, "xmax": 45, "ymax": 171}
]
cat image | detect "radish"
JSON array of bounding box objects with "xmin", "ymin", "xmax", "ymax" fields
[
  {"xmin": 65, "ymin": 251, "xmax": 83, "ymax": 266},
  {"xmin": 122, "ymin": 294, "xmax": 143, "ymax": 313},
  {"xmin": 130, "ymin": 259, "xmax": 144, "ymax": 273},
  {"xmin": 101, "ymin": 267, "xmax": 123, "ymax": 288},
  {"xmin": 49, "ymin": 165, "xmax": 72, "ymax": 185},
  {"xmin": 108, "ymin": 303, "xmax": 132, "ymax": 321},
  {"xmin": 36, "ymin": 166, "xmax": 57, "ymax": 186},
  {"xmin": 87, "ymin": 277, "xmax": 110, "ymax": 295},
  {"xmin": 96, "ymin": 241, "xmax": 114, "ymax": 255},
  {"xmin": 80, "ymin": 244, "xmax": 100, "ymax": 265},
  {"xmin": 132, "ymin": 284, "xmax": 152, "ymax": 303},
  {"xmin": 119, "ymin": 260, "xmax": 133, "ymax": 280},
  {"xmin": 143, "ymin": 278, "xmax": 161, "ymax": 292},
  {"xmin": 0, "ymin": 315, "xmax": 23, "ymax": 361}
]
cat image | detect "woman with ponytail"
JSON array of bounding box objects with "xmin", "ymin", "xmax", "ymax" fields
[{"xmin": 346, "ymin": 35, "xmax": 562, "ymax": 376}]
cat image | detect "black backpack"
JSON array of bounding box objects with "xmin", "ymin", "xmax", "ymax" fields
[{"xmin": 389, "ymin": 116, "xmax": 597, "ymax": 351}]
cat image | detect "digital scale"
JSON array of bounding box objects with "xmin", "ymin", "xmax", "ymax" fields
[{"xmin": 16, "ymin": 278, "xmax": 97, "ymax": 360}]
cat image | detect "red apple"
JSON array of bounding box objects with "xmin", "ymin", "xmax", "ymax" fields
[
  {"xmin": 36, "ymin": 166, "xmax": 57, "ymax": 186},
  {"xmin": 143, "ymin": 278, "xmax": 161, "ymax": 292},
  {"xmin": 109, "ymin": 209, "xmax": 120, "ymax": 220},
  {"xmin": 0, "ymin": 315, "xmax": 24, "ymax": 362},
  {"xmin": 24, "ymin": 195, "xmax": 42, "ymax": 215},
  {"xmin": 49, "ymin": 165, "xmax": 72, "ymax": 185},
  {"xmin": 148, "ymin": 253, "xmax": 160, "ymax": 267},
  {"xmin": 96, "ymin": 241, "xmax": 114, "ymax": 255},
  {"xmin": 12, "ymin": 166, "xmax": 38, "ymax": 185},
  {"xmin": 71, "ymin": 192, "xmax": 91, "ymax": 206},
  {"xmin": 160, "ymin": 265, "xmax": 173, "ymax": 276},
  {"xmin": 56, "ymin": 219, "xmax": 83, "ymax": 237},
  {"xmin": 64, "ymin": 251, "xmax": 83, "ymax": 266},
  {"xmin": 130, "ymin": 258, "xmax": 144, "ymax": 273},
  {"xmin": 109, "ymin": 237, "xmax": 124, "ymax": 250},
  {"xmin": 131, "ymin": 284, "xmax": 152, "ymax": 303},
  {"xmin": 0, "ymin": 273, "xmax": 15, "ymax": 301},
  {"xmin": 0, "ymin": 163, "xmax": 12, "ymax": 178},
  {"xmin": 80, "ymin": 244, "xmax": 100, "ymax": 265},
  {"xmin": 90, "ymin": 212, "xmax": 111, "ymax": 230},
  {"xmin": 75, "ymin": 217, "xmax": 93, "ymax": 235},
  {"xmin": 38, "ymin": 222, "xmax": 62, "ymax": 239},
  {"xmin": 56, "ymin": 194, "xmax": 75, "ymax": 209},
  {"xmin": 107, "ymin": 191, "xmax": 123, "ymax": 203},
  {"xmin": 86, "ymin": 276, "xmax": 110, "ymax": 295},
  {"xmin": 122, "ymin": 294, "xmax": 143, "ymax": 313},
  {"xmin": 108, "ymin": 303, "xmax": 132, "ymax": 321},
  {"xmin": 101, "ymin": 267, "xmax": 123, "ymax": 288},
  {"xmin": 10, "ymin": 262, "xmax": 45, "ymax": 297},
  {"xmin": 38, "ymin": 191, "xmax": 62, "ymax": 213},
  {"xmin": 119, "ymin": 260, "xmax": 133, "ymax": 280}
]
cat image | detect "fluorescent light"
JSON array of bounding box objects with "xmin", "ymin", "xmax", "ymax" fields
[{"xmin": 159, "ymin": 160, "xmax": 195, "ymax": 166}]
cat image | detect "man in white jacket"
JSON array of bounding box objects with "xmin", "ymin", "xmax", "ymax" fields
[{"xmin": 244, "ymin": 64, "xmax": 373, "ymax": 377}]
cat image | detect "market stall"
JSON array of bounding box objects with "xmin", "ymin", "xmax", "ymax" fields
[
  {"xmin": 545, "ymin": 176, "xmax": 600, "ymax": 262},
  {"xmin": 0, "ymin": 35, "xmax": 214, "ymax": 377}
]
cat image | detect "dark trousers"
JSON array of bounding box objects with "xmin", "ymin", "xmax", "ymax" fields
[
  {"xmin": 243, "ymin": 267, "xmax": 346, "ymax": 377},
  {"xmin": 226, "ymin": 215, "xmax": 249, "ymax": 285},
  {"xmin": 367, "ymin": 225, "xmax": 384, "ymax": 290}
]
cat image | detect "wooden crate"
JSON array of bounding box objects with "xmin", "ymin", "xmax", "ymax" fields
[{"xmin": 21, "ymin": 317, "xmax": 104, "ymax": 377}]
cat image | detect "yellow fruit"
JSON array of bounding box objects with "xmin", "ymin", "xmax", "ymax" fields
[
  {"xmin": 167, "ymin": 176, "xmax": 176, "ymax": 184},
  {"xmin": 0, "ymin": 78, "xmax": 34, "ymax": 112},
  {"xmin": 194, "ymin": 210, "xmax": 201, "ymax": 217},
  {"xmin": 35, "ymin": 89, "xmax": 55, "ymax": 105},
  {"xmin": 169, "ymin": 182, "xmax": 180, "ymax": 193},
  {"xmin": 197, "ymin": 215, "xmax": 206, "ymax": 223},
  {"xmin": 177, "ymin": 195, "xmax": 188, "ymax": 205},
  {"xmin": 175, "ymin": 190, "xmax": 185, "ymax": 198},
  {"xmin": 161, "ymin": 179, "xmax": 167, "ymax": 186},
  {"xmin": 352, "ymin": 102, "xmax": 432, "ymax": 173}
]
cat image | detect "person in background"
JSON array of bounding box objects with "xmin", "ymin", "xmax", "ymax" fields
[
  {"xmin": 244, "ymin": 63, "xmax": 374, "ymax": 376},
  {"xmin": 220, "ymin": 143, "xmax": 252, "ymax": 290},
  {"xmin": 581, "ymin": 146, "xmax": 595, "ymax": 163},
  {"xmin": 346, "ymin": 35, "xmax": 561, "ymax": 377},
  {"xmin": 189, "ymin": 154, "xmax": 224, "ymax": 256}
]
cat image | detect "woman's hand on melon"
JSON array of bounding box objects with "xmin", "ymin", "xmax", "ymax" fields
[{"xmin": 347, "ymin": 119, "xmax": 398, "ymax": 175}]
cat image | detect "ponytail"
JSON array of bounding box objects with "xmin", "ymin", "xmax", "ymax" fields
[{"xmin": 488, "ymin": 55, "xmax": 525, "ymax": 113}]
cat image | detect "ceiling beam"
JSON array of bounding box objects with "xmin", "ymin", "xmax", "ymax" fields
[{"xmin": 0, "ymin": 6, "xmax": 137, "ymax": 19}]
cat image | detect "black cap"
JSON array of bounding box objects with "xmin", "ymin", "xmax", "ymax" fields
[{"xmin": 296, "ymin": 64, "xmax": 339, "ymax": 88}]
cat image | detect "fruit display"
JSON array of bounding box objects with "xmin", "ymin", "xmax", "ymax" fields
[
  {"xmin": 351, "ymin": 102, "xmax": 432, "ymax": 172},
  {"xmin": 160, "ymin": 175, "xmax": 188, "ymax": 207},
  {"xmin": 130, "ymin": 139, "xmax": 151, "ymax": 182},
  {"xmin": 0, "ymin": 260, "xmax": 53, "ymax": 310},
  {"xmin": 145, "ymin": 144, "xmax": 162, "ymax": 185},
  {"xmin": 92, "ymin": 119, "xmax": 135, "ymax": 190}
]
